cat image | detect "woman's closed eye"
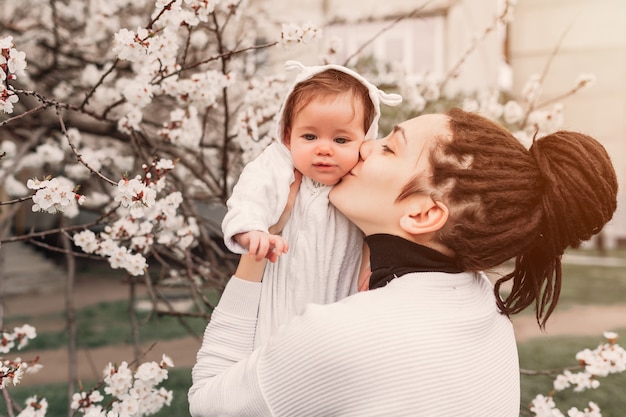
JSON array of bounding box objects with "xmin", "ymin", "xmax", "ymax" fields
[{"xmin": 381, "ymin": 144, "xmax": 394, "ymax": 154}]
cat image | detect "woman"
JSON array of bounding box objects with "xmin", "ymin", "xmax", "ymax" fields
[{"xmin": 188, "ymin": 108, "xmax": 618, "ymax": 417}]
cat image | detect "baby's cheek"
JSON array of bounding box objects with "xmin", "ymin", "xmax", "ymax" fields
[{"xmin": 349, "ymin": 148, "xmax": 362, "ymax": 166}]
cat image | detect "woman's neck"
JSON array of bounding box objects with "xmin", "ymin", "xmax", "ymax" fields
[{"xmin": 364, "ymin": 234, "xmax": 462, "ymax": 290}]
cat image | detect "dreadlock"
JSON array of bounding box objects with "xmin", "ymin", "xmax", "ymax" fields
[{"xmin": 430, "ymin": 108, "xmax": 618, "ymax": 328}]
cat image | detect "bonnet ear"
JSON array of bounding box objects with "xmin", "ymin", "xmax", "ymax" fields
[
  {"xmin": 378, "ymin": 89, "xmax": 403, "ymax": 107},
  {"xmin": 284, "ymin": 60, "xmax": 306, "ymax": 73}
]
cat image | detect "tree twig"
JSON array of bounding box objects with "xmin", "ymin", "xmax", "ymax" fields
[{"xmin": 342, "ymin": 1, "xmax": 436, "ymax": 66}]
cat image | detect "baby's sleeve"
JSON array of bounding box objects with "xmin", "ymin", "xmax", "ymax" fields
[{"xmin": 221, "ymin": 142, "xmax": 295, "ymax": 254}]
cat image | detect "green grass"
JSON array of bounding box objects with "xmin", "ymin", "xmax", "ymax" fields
[
  {"xmin": 567, "ymin": 247, "xmax": 626, "ymax": 258},
  {"xmin": 4, "ymin": 299, "xmax": 211, "ymax": 351},
  {"xmin": 518, "ymin": 331, "xmax": 626, "ymax": 417},
  {"xmin": 557, "ymin": 263, "xmax": 626, "ymax": 308},
  {"xmin": 497, "ymin": 248, "xmax": 626, "ymax": 316}
]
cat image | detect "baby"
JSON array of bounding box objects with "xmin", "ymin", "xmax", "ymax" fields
[{"xmin": 222, "ymin": 60, "xmax": 401, "ymax": 346}]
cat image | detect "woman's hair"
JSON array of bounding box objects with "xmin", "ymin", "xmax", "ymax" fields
[
  {"xmin": 426, "ymin": 108, "xmax": 618, "ymax": 328},
  {"xmin": 280, "ymin": 69, "xmax": 376, "ymax": 142}
]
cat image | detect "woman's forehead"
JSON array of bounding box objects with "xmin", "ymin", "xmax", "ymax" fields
[{"xmin": 399, "ymin": 114, "xmax": 450, "ymax": 144}]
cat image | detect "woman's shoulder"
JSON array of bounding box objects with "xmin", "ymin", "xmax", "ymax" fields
[
  {"xmin": 324, "ymin": 271, "xmax": 506, "ymax": 328},
  {"xmin": 263, "ymin": 271, "xmax": 513, "ymax": 361}
]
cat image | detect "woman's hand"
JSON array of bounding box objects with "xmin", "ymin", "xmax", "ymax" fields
[
  {"xmin": 269, "ymin": 170, "xmax": 302, "ymax": 236},
  {"xmin": 357, "ymin": 242, "xmax": 371, "ymax": 291}
]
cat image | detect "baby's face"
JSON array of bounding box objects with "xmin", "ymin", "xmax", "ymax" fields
[{"xmin": 285, "ymin": 93, "xmax": 366, "ymax": 186}]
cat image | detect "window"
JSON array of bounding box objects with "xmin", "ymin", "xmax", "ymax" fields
[{"xmin": 324, "ymin": 15, "xmax": 445, "ymax": 75}]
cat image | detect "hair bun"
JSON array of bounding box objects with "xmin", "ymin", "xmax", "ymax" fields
[{"xmin": 529, "ymin": 131, "xmax": 618, "ymax": 255}]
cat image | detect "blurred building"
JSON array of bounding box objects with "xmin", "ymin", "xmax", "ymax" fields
[
  {"xmin": 261, "ymin": 0, "xmax": 626, "ymax": 247},
  {"xmin": 264, "ymin": 0, "xmax": 504, "ymax": 92},
  {"xmin": 508, "ymin": 0, "xmax": 626, "ymax": 248}
]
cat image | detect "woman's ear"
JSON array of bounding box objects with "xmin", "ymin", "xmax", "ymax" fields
[{"xmin": 399, "ymin": 196, "xmax": 449, "ymax": 235}]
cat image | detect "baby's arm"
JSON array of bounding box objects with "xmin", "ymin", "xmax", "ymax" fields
[
  {"xmin": 222, "ymin": 143, "xmax": 295, "ymax": 254},
  {"xmin": 234, "ymin": 170, "xmax": 302, "ymax": 263},
  {"xmin": 234, "ymin": 230, "xmax": 288, "ymax": 263}
]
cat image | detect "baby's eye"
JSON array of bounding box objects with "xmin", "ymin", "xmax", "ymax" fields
[
  {"xmin": 382, "ymin": 144, "xmax": 394, "ymax": 154},
  {"xmin": 303, "ymin": 134, "xmax": 317, "ymax": 141},
  {"xmin": 334, "ymin": 137, "xmax": 349, "ymax": 144}
]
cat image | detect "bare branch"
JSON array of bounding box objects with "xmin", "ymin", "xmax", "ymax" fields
[
  {"xmin": 56, "ymin": 107, "xmax": 118, "ymax": 186},
  {"xmin": 0, "ymin": 195, "xmax": 33, "ymax": 206}
]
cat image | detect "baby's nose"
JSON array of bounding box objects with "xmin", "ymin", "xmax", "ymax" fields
[{"xmin": 316, "ymin": 143, "xmax": 332, "ymax": 155}]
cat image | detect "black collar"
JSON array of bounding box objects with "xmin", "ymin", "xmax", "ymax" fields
[{"xmin": 365, "ymin": 234, "xmax": 463, "ymax": 290}]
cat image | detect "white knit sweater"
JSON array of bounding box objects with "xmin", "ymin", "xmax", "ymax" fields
[
  {"xmin": 221, "ymin": 142, "xmax": 363, "ymax": 347},
  {"xmin": 189, "ymin": 271, "xmax": 520, "ymax": 417}
]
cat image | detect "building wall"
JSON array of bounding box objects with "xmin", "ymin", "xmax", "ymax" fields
[
  {"xmin": 260, "ymin": 0, "xmax": 504, "ymax": 94},
  {"xmin": 509, "ymin": 0, "xmax": 626, "ymax": 246}
]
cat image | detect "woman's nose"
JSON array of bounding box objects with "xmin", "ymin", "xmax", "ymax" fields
[{"xmin": 359, "ymin": 140, "xmax": 373, "ymax": 159}]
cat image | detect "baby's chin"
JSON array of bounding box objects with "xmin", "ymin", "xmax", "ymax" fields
[{"xmin": 309, "ymin": 176, "xmax": 342, "ymax": 187}]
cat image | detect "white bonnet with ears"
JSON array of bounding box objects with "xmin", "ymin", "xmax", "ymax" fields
[{"xmin": 275, "ymin": 60, "xmax": 403, "ymax": 142}]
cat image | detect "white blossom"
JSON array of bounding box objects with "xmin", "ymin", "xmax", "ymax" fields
[
  {"xmin": 1, "ymin": 90, "xmax": 19, "ymax": 113},
  {"xmin": 462, "ymin": 97, "xmax": 480, "ymax": 113},
  {"xmin": 29, "ymin": 177, "xmax": 83, "ymax": 217},
  {"xmin": 0, "ymin": 332, "xmax": 16, "ymax": 354},
  {"xmin": 80, "ymin": 64, "xmax": 107, "ymax": 86},
  {"xmin": 155, "ymin": 158, "xmax": 175, "ymax": 171},
  {"xmin": 503, "ymin": 100, "xmax": 524, "ymax": 124},
  {"xmin": 114, "ymin": 177, "xmax": 157, "ymax": 218},
  {"xmin": 104, "ymin": 361, "xmax": 134, "ymax": 397},
  {"xmin": 0, "ymin": 36, "xmax": 13, "ymax": 49},
  {"xmin": 97, "ymin": 238, "xmax": 119, "ymax": 257},
  {"xmin": 8, "ymin": 48, "xmax": 27, "ymax": 75},
  {"xmin": 112, "ymin": 28, "xmax": 147, "ymax": 62},
  {"xmin": 521, "ymin": 73, "xmax": 543, "ymax": 104},
  {"xmin": 18, "ymin": 142, "xmax": 65, "ymax": 170},
  {"xmin": 13, "ymin": 324, "xmax": 36, "ymax": 350},
  {"xmin": 111, "ymin": 396, "xmax": 139, "ymax": 416},
  {"xmin": 123, "ymin": 252, "xmax": 148, "ymax": 276},
  {"xmin": 135, "ymin": 361, "xmax": 168, "ymax": 385},
  {"xmin": 16, "ymin": 396, "xmax": 48, "ymax": 417},
  {"xmin": 158, "ymin": 106, "xmax": 203, "ymax": 149},
  {"xmin": 566, "ymin": 401, "xmax": 601, "ymax": 417},
  {"xmin": 0, "ymin": 139, "xmax": 16, "ymax": 158},
  {"xmin": 160, "ymin": 354, "xmax": 174, "ymax": 368},
  {"xmin": 10, "ymin": 365, "xmax": 25, "ymax": 386},
  {"xmin": 74, "ymin": 230, "xmax": 99, "ymax": 253},
  {"xmin": 120, "ymin": 77, "xmax": 154, "ymax": 108},
  {"xmin": 536, "ymin": 333, "xmax": 625, "ymax": 416},
  {"xmin": 83, "ymin": 192, "xmax": 111, "ymax": 209},
  {"xmin": 117, "ymin": 107, "xmax": 144, "ymax": 134},
  {"xmin": 0, "ymin": 39, "xmax": 27, "ymax": 116},
  {"xmin": 530, "ymin": 394, "xmax": 564, "ymax": 417},
  {"xmin": 279, "ymin": 22, "xmax": 321, "ymax": 49},
  {"xmin": 4, "ymin": 175, "xmax": 29, "ymax": 197}
]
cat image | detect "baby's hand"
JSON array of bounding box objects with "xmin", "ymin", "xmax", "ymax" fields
[{"xmin": 235, "ymin": 231, "xmax": 289, "ymax": 263}]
